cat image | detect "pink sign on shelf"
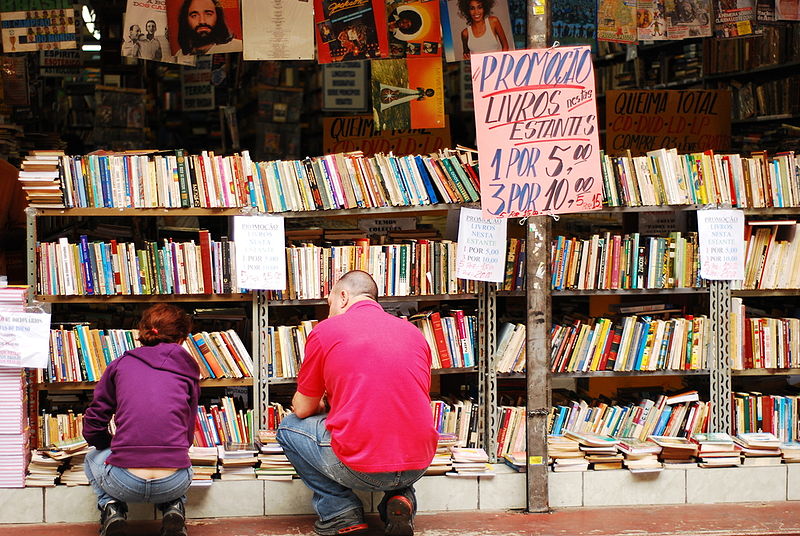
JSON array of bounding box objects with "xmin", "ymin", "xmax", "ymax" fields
[{"xmin": 471, "ymin": 45, "xmax": 603, "ymax": 219}]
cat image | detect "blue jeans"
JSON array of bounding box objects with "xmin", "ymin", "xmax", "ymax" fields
[
  {"xmin": 84, "ymin": 447, "xmax": 192, "ymax": 509},
  {"xmin": 276, "ymin": 413, "xmax": 425, "ymax": 522}
]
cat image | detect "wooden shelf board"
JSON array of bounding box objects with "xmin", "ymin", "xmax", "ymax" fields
[
  {"xmin": 268, "ymin": 293, "xmax": 478, "ymax": 306},
  {"xmin": 38, "ymin": 378, "xmax": 254, "ymax": 391},
  {"xmin": 552, "ymin": 369, "xmax": 710, "ymax": 378},
  {"xmin": 36, "ymin": 294, "xmax": 252, "ymax": 303},
  {"xmin": 553, "ymin": 288, "xmax": 709, "ymax": 296},
  {"xmin": 732, "ymin": 289, "xmax": 800, "ymax": 297},
  {"xmin": 732, "ymin": 369, "xmax": 800, "ymax": 376}
]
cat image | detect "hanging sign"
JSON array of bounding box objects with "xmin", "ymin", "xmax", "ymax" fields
[
  {"xmin": 455, "ymin": 207, "xmax": 508, "ymax": 282},
  {"xmin": 233, "ymin": 216, "xmax": 287, "ymax": 290},
  {"xmin": 0, "ymin": 310, "xmax": 51, "ymax": 369},
  {"xmin": 696, "ymin": 209, "xmax": 745, "ymax": 280},
  {"xmin": 471, "ymin": 45, "xmax": 603, "ymax": 218}
]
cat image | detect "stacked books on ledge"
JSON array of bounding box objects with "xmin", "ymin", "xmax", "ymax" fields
[
  {"xmin": 188, "ymin": 446, "xmax": 219, "ymax": 486},
  {"xmin": 735, "ymin": 432, "xmax": 783, "ymax": 466},
  {"xmin": 35, "ymin": 231, "xmax": 238, "ymax": 296},
  {"xmin": 18, "ymin": 151, "xmax": 66, "ymax": 208},
  {"xmin": 0, "ymin": 285, "xmax": 28, "ymax": 311},
  {"xmin": 46, "ymin": 148, "xmax": 480, "ymax": 210},
  {"xmin": 217, "ymin": 442, "xmax": 258, "ymax": 481},
  {"xmin": 649, "ymin": 435, "xmax": 698, "ymax": 468},
  {"xmin": 410, "ymin": 310, "xmax": 477, "ymax": 369},
  {"xmin": 447, "ymin": 447, "xmax": 494, "ymax": 478},
  {"xmin": 550, "ymin": 314, "xmax": 710, "ymax": 373},
  {"xmin": 551, "ymin": 232, "xmax": 704, "ymax": 291},
  {"xmin": 427, "ymin": 434, "xmax": 456, "ymax": 475},
  {"xmin": 548, "ymin": 435, "xmax": 587, "ymax": 472},
  {"xmin": 25, "ymin": 451, "xmax": 62, "ymax": 487},
  {"xmin": 616, "ymin": 438, "xmax": 663, "ymax": 472},
  {"xmin": 691, "ymin": 433, "xmax": 740, "ymax": 467},
  {"xmin": 599, "ymin": 148, "xmax": 800, "ymax": 209}
]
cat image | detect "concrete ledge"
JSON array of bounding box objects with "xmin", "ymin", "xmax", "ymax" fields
[
  {"xmin": 479, "ymin": 465, "xmax": 526, "ymax": 510},
  {"xmin": 415, "ymin": 474, "xmax": 478, "ymax": 511},
  {"xmin": 44, "ymin": 485, "xmax": 155, "ymax": 522},
  {"xmin": 549, "ymin": 471, "xmax": 583, "ymax": 507},
  {"xmin": 686, "ymin": 466, "xmax": 787, "ymax": 504},
  {"xmin": 583, "ymin": 469, "xmax": 686, "ymax": 506},
  {"xmin": 186, "ymin": 480, "xmax": 264, "ymax": 518},
  {"xmin": 788, "ymin": 464, "xmax": 800, "ymax": 501},
  {"xmin": 0, "ymin": 488, "xmax": 43, "ymax": 523}
]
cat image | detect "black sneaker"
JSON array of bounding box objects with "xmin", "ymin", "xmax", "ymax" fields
[
  {"xmin": 99, "ymin": 501, "xmax": 127, "ymax": 536},
  {"xmin": 313, "ymin": 509, "xmax": 368, "ymax": 536},
  {"xmin": 384, "ymin": 495, "xmax": 414, "ymax": 536},
  {"xmin": 159, "ymin": 499, "xmax": 187, "ymax": 536}
]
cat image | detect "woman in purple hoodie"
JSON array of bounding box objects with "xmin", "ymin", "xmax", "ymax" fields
[{"xmin": 83, "ymin": 304, "xmax": 200, "ymax": 536}]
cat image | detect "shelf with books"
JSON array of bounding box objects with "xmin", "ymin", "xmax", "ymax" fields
[
  {"xmin": 732, "ymin": 369, "xmax": 800, "ymax": 376},
  {"xmin": 553, "ymin": 369, "xmax": 710, "ymax": 378},
  {"xmin": 35, "ymin": 294, "xmax": 252, "ymax": 303},
  {"xmin": 38, "ymin": 378, "xmax": 255, "ymax": 391},
  {"xmin": 267, "ymin": 293, "xmax": 481, "ymax": 307},
  {"xmin": 553, "ymin": 288, "xmax": 710, "ymax": 296}
]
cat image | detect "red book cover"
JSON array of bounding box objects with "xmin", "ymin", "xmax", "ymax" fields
[
  {"xmin": 597, "ymin": 322, "xmax": 618, "ymax": 371},
  {"xmin": 452, "ymin": 309, "xmax": 474, "ymax": 367},
  {"xmin": 314, "ymin": 0, "xmax": 389, "ymax": 63},
  {"xmin": 110, "ymin": 239, "xmax": 122, "ymax": 292},
  {"xmin": 762, "ymin": 396, "xmax": 773, "ymax": 435},
  {"xmin": 428, "ymin": 312, "xmax": 453, "ymax": 368},
  {"xmin": 193, "ymin": 333, "xmax": 225, "ymax": 378},
  {"xmin": 210, "ymin": 406, "xmax": 228, "ymax": 445},
  {"xmin": 197, "ymin": 229, "xmax": 214, "ymax": 294},
  {"xmin": 193, "ymin": 416, "xmax": 207, "ymax": 447},
  {"xmin": 495, "ymin": 406, "xmax": 513, "ymax": 457},
  {"xmin": 744, "ymin": 318, "xmax": 754, "ymax": 369}
]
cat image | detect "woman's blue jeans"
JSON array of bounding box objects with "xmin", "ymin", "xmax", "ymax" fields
[
  {"xmin": 276, "ymin": 413, "xmax": 425, "ymax": 522},
  {"xmin": 84, "ymin": 447, "xmax": 192, "ymax": 509}
]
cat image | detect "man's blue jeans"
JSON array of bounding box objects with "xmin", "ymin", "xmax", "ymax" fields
[
  {"xmin": 276, "ymin": 413, "xmax": 426, "ymax": 522},
  {"xmin": 84, "ymin": 447, "xmax": 192, "ymax": 509}
]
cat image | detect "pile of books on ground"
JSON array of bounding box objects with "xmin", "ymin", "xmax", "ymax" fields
[
  {"xmin": 27, "ymin": 438, "xmax": 90, "ymax": 487},
  {"xmin": 548, "ymin": 435, "xmax": 587, "ymax": 472},
  {"xmin": 189, "ymin": 446, "xmax": 219, "ymax": 486},
  {"xmin": 217, "ymin": 442, "xmax": 258, "ymax": 480},
  {"xmin": 254, "ymin": 430, "xmax": 295, "ymax": 481},
  {"xmin": 617, "ymin": 438, "xmax": 663, "ymax": 472},
  {"xmin": 25, "ymin": 451, "xmax": 62, "ymax": 487},
  {"xmin": 735, "ymin": 432, "xmax": 783, "ymax": 466},
  {"xmin": 447, "ymin": 447, "xmax": 494, "ymax": 478}
]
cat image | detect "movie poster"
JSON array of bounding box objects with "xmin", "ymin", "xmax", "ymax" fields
[
  {"xmin": 385, "ymin": 0, "xmax": 442, "ymax": 58},
  {"xmin": 165, "ymin": 0, "xmax": 243, "ymax": 57},
  {"xmin": 371, "ymin": 56, "xmax": 444, "ymax": 130},
  {"xmin": 441, "ymin": 0, "xmax": 514, "ymax": 62},
  {"xmin": 122, "ymin": 0, "xmax": 195, "ymax": 65},
  {"xmin": 314, "ymin": 0, "xmax": 390, "ymax": 63},
  {"xmin": 0, "ymin": 3, "xmax": 77, "ymax": 53},
  {"xmin": 241, "ymin": 0, "xmax": 314, "ymax": 60}
]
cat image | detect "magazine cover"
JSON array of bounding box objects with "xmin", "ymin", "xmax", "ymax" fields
[
  {"xmin": 550, "ymin": 0, "xmax": 596, "ymax": 51},
  {"xmin": 242, "ymin": 0, "xmax": 314, "ymax": 60},
  {"xmin": 637, "ymin": 0, "xmax": 668, "ymax": 40},
  {"xmin": 371, "ymin": 57, "xmax": 444, "ymax": 130},
  {"xmin": 314, "ymin": 0, "xmax": 390, "ymax": 63},
  {"xmin": 122, "ymin": 0, "xmax": 195, "ymax": 65},
  {"xmin": 165, "ymin": 0, "xmax": 243, "ymax": 57},
  {"xmin": 441, "ymin": 0, "xmax": 514, "ymax": 62},
  {"xmin": 776, "ymin": 0, "xmax": 800, "ymax": 19},
  {"xmin": 664, "ymin": 0, "xmax": 712, "ymax": 38},
  {"xmin": 0, "ymin": 5, "xmax": 76, "ymax": 53},
  {"xmin": 713, "ymin": 0, "xmax": 756, "ymax": 36},
  {"xmin": 386, "ymin": 0, "xmax": 442, "ymax": 58},
  {"xmin": 598, "ymin": 0, "xmax": 638, "ymax": 42}
]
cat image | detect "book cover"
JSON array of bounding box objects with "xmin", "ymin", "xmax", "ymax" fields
[
  {"xmin": 371, "ymin": 57, "xmax": 445, "ymax": 130},
  {"xmin": 313, "ymin": 0, "xmax": 390, "ymax": 62}
]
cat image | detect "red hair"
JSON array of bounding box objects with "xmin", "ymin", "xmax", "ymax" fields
[{"xmin": 137, "ymin": 303, "xmax": 192, "ymax": 346}]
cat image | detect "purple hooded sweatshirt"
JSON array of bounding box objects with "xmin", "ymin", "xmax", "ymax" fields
[{"xmin": 82, "ymin": 342, "xmax": 200, "ymax": 469}]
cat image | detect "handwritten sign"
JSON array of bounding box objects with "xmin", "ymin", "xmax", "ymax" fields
[
  {"xmin": 456, "ymin": 207, "xmax": 508, "ymax": 282},
  {"xmin": 606, "ymin": 89, "xmax": 731, "ymax": 156},
  {"xmin": 0, "ymin": 311, "xmax": 51, "ymax": 368},
  {"xmin": 233, "ymin": 216, "xmax": 286, "ymax": 290},
  {"xmin": 696, "ymin": 209, "xmax": 744, "ymax": 280},
  {"xmin": 471, "ymin": 46, "xmax": 603, "ymax": 218},
  {"xmin": 357, "ymin": 217, "xmax": 416, "ymax": 235},
  {"xmin": 323, "ymin": 115, "xmax": 451, "ymax": 156}
]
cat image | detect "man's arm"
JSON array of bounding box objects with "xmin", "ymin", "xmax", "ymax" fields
[{"xmin": 291, "ymin": 391, "xmax": 326, "ymax": 419}]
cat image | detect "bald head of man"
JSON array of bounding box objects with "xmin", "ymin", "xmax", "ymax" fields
[{"xmin": 327, "ymin": 270, "xmax": 378, "ymax": 317}]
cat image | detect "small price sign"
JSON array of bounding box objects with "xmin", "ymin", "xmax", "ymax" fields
[{"xmin": 471, "ymin": 46, "xmax": 603, "ymax": 218}]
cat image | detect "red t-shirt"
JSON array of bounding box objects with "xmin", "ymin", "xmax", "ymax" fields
[{"xmin": 297, "ymin": 300, "xmax": 438, "ymax": 472}]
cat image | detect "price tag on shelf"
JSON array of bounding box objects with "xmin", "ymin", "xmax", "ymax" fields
[
  {"xmin": 471, "ymin": 45, "xmax": 603, "ymax": 218},
  {"xmin": 455, "ymin": 208, "xmax": 507, "ymax": 282},
  {"xmin": 233, "ymin": 215, "xmax": 287, "ymax": 290}
]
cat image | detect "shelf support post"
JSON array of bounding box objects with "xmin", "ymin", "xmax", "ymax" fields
[
  {"xmin": 709, "ymin": 280, "xmax": 732, "ymax": 434},
  {"xmin": 483, "ymin": 282, "xmax": 498, "ymax": 461},
  {"xmin": 254, "ymin": 290, "xmax": 270, "ymax": 429}
]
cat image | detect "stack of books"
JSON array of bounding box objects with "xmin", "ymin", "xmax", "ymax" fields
[
  {"xmin": 735, "ymin": 432, "xmax": 783, "ymax": 466},
  {"xmin": 188, "ymin": 446, "xmax": 219, "ymax": 486},
  {"xmin": 254, "ymin": 430, "xmax": 295, "ymax": 481},
  {"xmin": 426, "ymin": 434, "xmax": 457, "ymax": 476},
  {"xmin": 18, "ymin": 151, "xmax": 66, "ymax": 208},
  {"xmin": 548, "ymin": 435, "xmax": 588, "ymax": 472},
  {"xmin": 25, "ymin": 451, "xmax": 62, "ymax": 487},
  {"xmin": 649, "ymin": 435, "xmax": 698, "ymax": 468},
  {"xmin": 781, "ymin": 442, "xmax": 800, "ymax": 463},
  {"xmin": 0, "ymin": 285, "xmax": 28, "ymax": 311},
  {"xmin": 617, "ymin": 438, "xmax": 663, "ymax": 473},
  {"xmin": 217, "ymin": 442, "xmax": 258, "ymax": 480},
  {"xmin": 0, "ymin": 367, "xmax": 28, "ymax": 488},
  {"xmin": 563, "ymin": 432, "xmax": 623, "ymax": 470},
  {"xmin": 59, "ymin": 450, "xmax": 89, "ymax": 486},
  {"xmin": 691, "ymin": 433, "xmax": 740, "ymax": 467},
  {"xmin": 502, "ymin": 451, "xmax": 526, "ymax": 472},
  {"xmin": 447, "ymin": 447, "xmax": 494, "ymax": 478}
]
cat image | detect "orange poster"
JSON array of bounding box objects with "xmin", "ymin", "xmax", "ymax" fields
[
  {"xmin": 386, "ymin": 0, "xmax": 442, "ymax": 58},
  {"xmin": 371, "ymin": 57, "xmax": 445, "ymax": 130}
]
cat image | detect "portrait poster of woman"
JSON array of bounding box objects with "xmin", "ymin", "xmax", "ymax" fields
[{"xmin": 441, "ymin": 0, "xmax": 514, "ymax": 61}]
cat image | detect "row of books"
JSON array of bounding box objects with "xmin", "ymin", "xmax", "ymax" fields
[
  {"xmin": 550, "ymin": 232, "xmax": 704, "ymax": 291},
  {"xmin": 264, "ymin": 322, "xmax": 317, "ymax": 379},
  {"xmin": 549, "ymin": 394, "xmax": 710, "ymax": 442},
  {"xmin": 736, "ymin": 221, "xmax": 800, "ymax": 290},
  {"xmin": 39, "ymin": 328, "xmax": 253, "ymax": 383},
  {"xmin": 36, "ymin": 232, "xmax": 237, "ymax": 296},
  {"xmin": 730, "ymin": 299, "xmax": 800, "ymax": 369},
  {"xmin": 733, "ymin": 393, "xmax": 799, "ymax": 443},
  {"xmin": 500, "ymin": 238, "xmax": 526, "ymax": 292},
  {"xmin": 600, "ymin": 148, "xmax": 800, "ymax": 209},
  {"xmin": 494, "ymin": 322, "xmax": 526, "ymax": 374},
  {"xmin": 495, "ymin": 406, "xmax": 525, "ymax": 460},
  {"xmin": 410, "ymin": 311, "xmax": 478, "ymax": 369},
  {"xmin": 193, "ymin": 397, "xmax": 254, "ymax": 447},
  {"xmin": 37, "ymin": 412, "xmax": 82, "ymax": 449},
  {"xmin": 37, "ymin": 148, "xmax": 480, "ymax": 210},
  {"xmin": 550, "ymin": 315, "xmax": 710, "ymax": 373},
  {"xmin": 270, "ymin": 240, "xmax": 478, "ymax": 300},
  {"xmin": 432, "ymin": 398, "xmax": 480, "ymax": 449}
]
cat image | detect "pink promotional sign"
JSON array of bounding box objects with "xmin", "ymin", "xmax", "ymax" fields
[{"xmin": 471, "ymin": 46, "xmax": 603, "ymax": 218}]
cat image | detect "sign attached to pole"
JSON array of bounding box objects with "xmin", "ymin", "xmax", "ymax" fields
[
  {"xmin": 0, "ymin": 310, "xmax": 51, "ymax": 369},
  {"xmin": 455, "ymin": 207, "xmax": 508, "ymax": 282},
  {"xmin": 233, "ymin": 216, "xmax": 286, "ymax": 290},
  {"xmin": 696, "ymin": 209, "xmax": 744, "ymax": 280}
]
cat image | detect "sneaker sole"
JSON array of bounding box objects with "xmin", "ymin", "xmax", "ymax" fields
[
  {"xmin": 104, "ymin": 518, "xmax": 127, "ymax": 536},
  {"xmin": 161, "ymin": 511, "xmax": 187, "ymax": 536},
  {"xmin": 313, "ymin": 522, "xmax": 369, "ymax": 536},
  {"xmin": 385, "ymin": 496, "xmax": 414, "ymax": 536}
]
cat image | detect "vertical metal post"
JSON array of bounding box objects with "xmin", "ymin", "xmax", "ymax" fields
[
  {"xmin": 527, "ymin": 0, "xmax": 549, "ymax": 48},
  {"xmin": 483, "ymin": 282, "xmax": 498, "ymax": 462},
  {"xmin": 526, "ymin": 217, "xmax": 551, "ymax": 512},
  {"xmin": 709, "ymin": 280, "xmax": 732, "ymax": 433},
  {"xmin": 253, "ymin": 290, "xmax": 270, "ymax": 429},
  {"xmin": 26, "ymin": 208, "xmax": 38, "ymax": 303}
]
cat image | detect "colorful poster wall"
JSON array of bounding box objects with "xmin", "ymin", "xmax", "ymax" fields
[
  {"xmin": 605, "ymin": 89, "xmax": 732, "ymax": 155},
  {"xmin": 471, "ymin": 46, "xmax": 603, "ymax": 218},
  {"xmin": 386, "ymin": 0, "xmax": 442, "ymax": 58}
]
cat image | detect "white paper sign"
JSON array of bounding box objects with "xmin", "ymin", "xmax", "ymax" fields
[
  {"xmin": 0, "ymin": 311, "xmax": 51, "ymax": 369},
  {"xmin": 233, "ymin": 216, "xmax": 286, "ymax": 290},
  {"xmin": 357, "ymin": 217, "xmax": 416, "ymax": 235},
  {"xmin": 455, "ymin": 207, "xmax": 508, "ymax": 282},
  {"xmin": 697, "ymin": 209, "xmax": 745, "ymax": 280},
  {"xmin": 242, "ymin": 0, "xmax": 314, "ymax": 60}
]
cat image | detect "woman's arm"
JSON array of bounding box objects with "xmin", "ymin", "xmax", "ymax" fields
[
  {"xmin": 490, "ymin": 16, "xmax": 510, "ymax": 50},
  {"xmin": 461, "ymin": 27, "xmax": 470, "ymax": 59}
]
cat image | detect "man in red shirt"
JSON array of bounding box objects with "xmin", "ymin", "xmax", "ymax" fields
[{"xmin": 277, "ymin": 270, "xmax": 437, "ymax": 536}]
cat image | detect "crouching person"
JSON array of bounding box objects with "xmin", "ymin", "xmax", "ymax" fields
[
  {"xmin": 83, "ymin": 304, "xmax": 200, "ymax": 536},
  {"xmin": 277, "ymin": 270, "xmax": 438, "ymax": 536}
]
